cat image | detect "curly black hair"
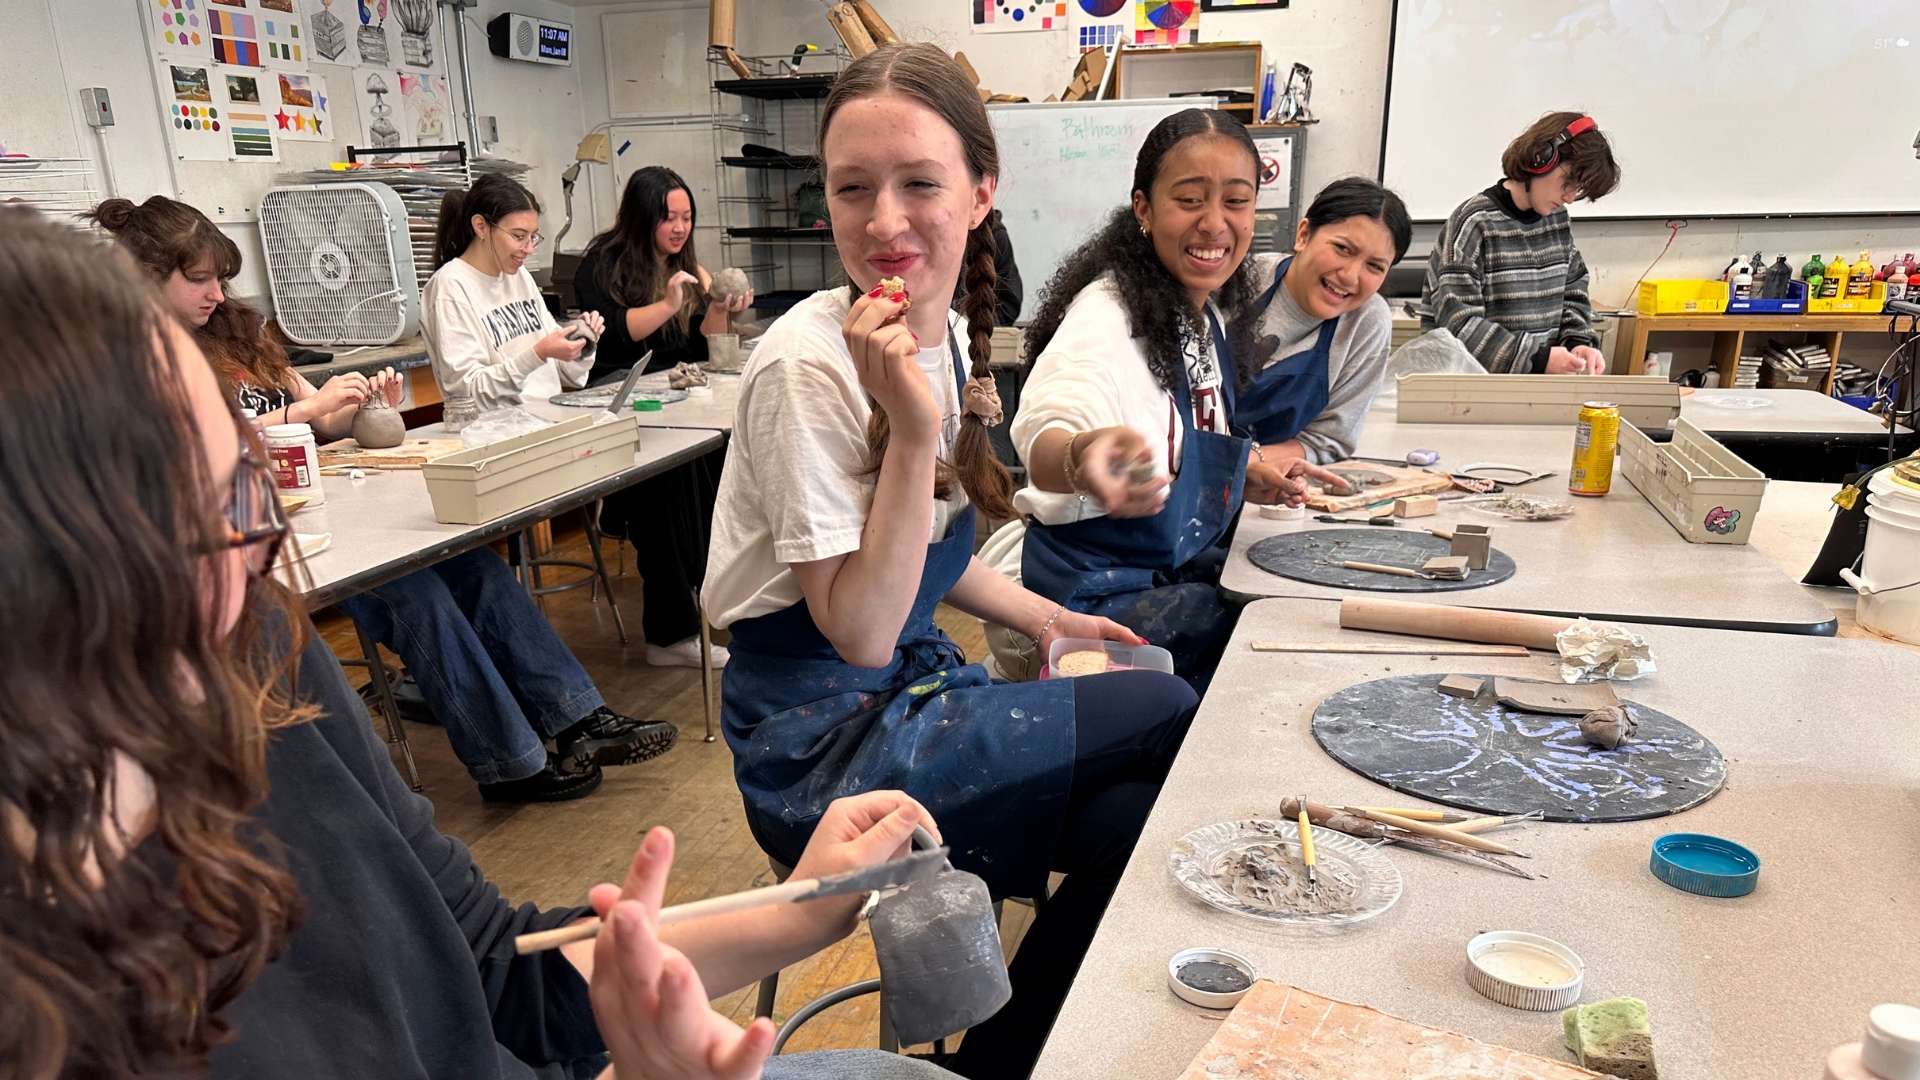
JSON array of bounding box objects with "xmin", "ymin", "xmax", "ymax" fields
[{"xmin": 1022, "ymin": 109, "xmax": 1262, "ymax": 392}]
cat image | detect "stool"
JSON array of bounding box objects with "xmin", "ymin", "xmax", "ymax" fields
[
  {"xmin": 509, "ymin": 502, "xmax": 627, "ymax": 642},
  {"xmin": 337, "ymin": 620, "xmax": 423, "ymax": 791}
]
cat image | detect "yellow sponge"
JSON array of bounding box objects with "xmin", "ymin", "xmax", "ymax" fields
[{"xmin": 1563, "ymin": 997, "xmax": 1656, "ymax": 1080}]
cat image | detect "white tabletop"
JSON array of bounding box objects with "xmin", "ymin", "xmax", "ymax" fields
[
  {"xmin": 1681, "ymin": 388, "xmax": 1908, "ymax": 436},
  {"xmin": 524, "ymin": 370, "xmax": 742, "ymax": 433},
  {"xmin": 283, "ymin": 426, "xmax": 722, "ymax": 606},
  {"xmin": 1033, "ymin": 597, "xmax": 1920, "ymax": 1080},
  {"xmin": 1220, "ymin": 418, "xmax": 1838, "ymax": 634}
]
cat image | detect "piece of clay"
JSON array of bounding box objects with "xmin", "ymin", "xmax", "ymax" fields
[
  {"xmin": 1493, "ymin": 676, "xmax": 1620, "ymax": 716},
  {"xmin": 1422, "ymin": 555, "xmax": 1470, "ymax": 580},
  {"xmin": 1259, "ymin": 504, "xmax": 1307, "ymax": 520},
  {"xmin": 1578, "ymin": 705, "xmax": 1638, "ymax": 750},
  {"xmin": 1450, "ymin": 523, "xmax": 1492, "ymax": 570},
  {"xmin": 711, "ymin": 266, "xmax": 752, "ymax": 305},
  {"xmin": 1436, "ymin": 674, "xmax": 1484, "ymax": 698},
  {"xmin": 1055, "ymin": 650, "xmax": 1111, "ymax": 676},
  {"xmin": 1125, "ymin": 456, "xmax": 1156, "ymax": 484},
  {"xmin": 562, "ymin": 317, "xmax": 601, "ymax": 344},
  {"xmin": 350, "ymin": 393, "xmax": 406, "ymax": 449},
  {"xmin": 666, "ymin": 362, "xmax": 709, "ymax": 389}
]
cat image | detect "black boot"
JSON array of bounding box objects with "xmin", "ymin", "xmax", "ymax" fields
[
  {"xmin": 554, "ymin": 706, "xmax": 678, "ymax": 767},
  {"xmin": 478, "ymin": 753, "xmax": 604, "ymax": 803}
]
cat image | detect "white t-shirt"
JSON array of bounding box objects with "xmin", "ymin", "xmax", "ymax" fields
[
  {"xmin": 979, "ymin": 275, "xmax": 1229, "ymax": 583},
  {"xmin": 703, "ymin": 289, "xmax": 969, "ymax": 629},
  {"xmin": 420, "ymin": 256, "xmax": 593, "ymax": 410}
]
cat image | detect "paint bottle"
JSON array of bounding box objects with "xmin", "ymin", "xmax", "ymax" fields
[
  {"xmin": 1822, "ymin": 253, "xmax": 1850, "ymax": 299},
  {"xmin": 1747, "ymin": 250, "xmax": 1768, "ymax": 299},
  {"xmin": 1767, "ymin": 255, "xmax": 1794, "ymax": 300},
  {"xmin": 265, "ymin": 422, "xmax": 326, "ymax": 506},
  {"xmin": 1731, "ymin": 260, "xmax": 1754, "ymax": 301},
  {"xmin": 1802, "ymin": 253, "xmax": 1828, "ymax": 294},
  {"xmin": 1895, "ymin": 262, "xmax": 1914, "ymax": 304},
  {"xmin": 1848, "ymin": 250, "xmax": 1875, "ymax": 299}
]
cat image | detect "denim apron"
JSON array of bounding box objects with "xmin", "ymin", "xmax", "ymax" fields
[
  {"xmin": 1020, "ymin": 311, "xmax": 1248, "ymax": 683},
  {"xmin": 1237, "ymin": 257, "xmax": 1338, "ymax": 445},
  {"xmin": 723, "ymin": 341, "xmax": 1077, "ymax": 900}
]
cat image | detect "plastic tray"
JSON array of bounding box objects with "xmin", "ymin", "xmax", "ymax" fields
[
  {"xmin": 1039, "ymin": 636, "xmax": 1174, "ymax": 679},
  {"xmin": 422, "ymin": 415, "xmax": 640, "ymax": 525},
  {"xmin": 1726, "ymin": 278, "xmax": 1808, "ymax": 315},
  {"xmin": 1637, "ymin": 279, "xmax": 1728, "ymax": 315},
  {"xmin": 1809, "ymin": 280, "xmax": 1887, "ymax": 314},
  {"xmin": 1618, "ymin": 418, "xmax": 1766, "ymax": 544}
]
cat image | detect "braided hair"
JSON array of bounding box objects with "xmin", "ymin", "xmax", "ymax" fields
[{"xmin": 820, "ymin": 43, "xmax": 1016, "ymax": 521}]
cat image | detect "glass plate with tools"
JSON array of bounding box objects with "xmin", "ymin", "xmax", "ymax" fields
[
  {"xmin": 1168, "ymin": 819, "xmax": 1402, "ymax": 926},
  {"xmin": 548, "ymin": 386, "xmax": 688, "ymax": 409}
]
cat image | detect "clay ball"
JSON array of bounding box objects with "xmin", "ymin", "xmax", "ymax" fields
[
  {"xmin": 712, "ymin": 267, "xmax": 752, "ymax": 305},
  {"xmin": 1578, "ymin": 705, "xmax": 1638, "ymax": 751}
]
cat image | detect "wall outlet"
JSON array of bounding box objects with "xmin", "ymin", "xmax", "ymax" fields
[
  {"xmin": 482, "ymin": 115, "xmax": 499, "ymax": 146},
  {"xmin": 79, "ymin": 87, "xmax": 114, "ymax": 128}
]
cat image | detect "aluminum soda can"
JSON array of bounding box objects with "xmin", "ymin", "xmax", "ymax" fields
[{"xmin": 1570, "ymin": 401, "xmax": 1619, "ymax": 496}]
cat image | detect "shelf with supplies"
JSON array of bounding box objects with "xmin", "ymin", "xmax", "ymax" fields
[
  {"xmin": 710, "ymin": 51, "xmax": 845, "ymax": 299},
  {"xmin": 1614, "ymin": 307, "xmax": 1902, "ymax": 391},
  {"xmin": 720, "ymin": 154, "xmax": 818, "ymax": 171},
  {"xmin": 1112, "ymin": 42, "xmax": 1264, "ymax": 117},
  {"xmin": 713, "ymin": 73, "xmax": 837, "ymax": 101}
]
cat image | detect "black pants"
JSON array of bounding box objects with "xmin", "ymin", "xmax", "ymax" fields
[
  {"xmin": 599, "ymin": 446, "xmax": 724, "ymax": 647},
  {"xmin": 947, "ymin": 669, "xmax": 1198, "ymax": 1079}
]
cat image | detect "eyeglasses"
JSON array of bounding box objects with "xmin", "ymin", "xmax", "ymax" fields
[
  {"xmin": 222, "ymin": 448, "xmax": 290, "ymax": 576},
  {"xmin": 503, "ymin": 228, "xmax": 545, "ymax": 250}
]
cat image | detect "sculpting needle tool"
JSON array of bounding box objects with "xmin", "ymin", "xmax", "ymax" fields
[{"xmin": 1296, "ymin": 794, "xmax": 1317, "ymax": 892}]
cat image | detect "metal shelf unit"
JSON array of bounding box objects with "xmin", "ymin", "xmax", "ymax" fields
[{"xmin": 0, "ymin": 158, "xmax": 101, "ymax": 227}]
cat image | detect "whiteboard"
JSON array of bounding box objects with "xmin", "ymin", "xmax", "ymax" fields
[
  {"xmin": 1381, "ymin": 0, "xmax": 1920, "ymax": 219},
  {"xmin": 988, "ymin": 99, "xmax": 1200, "ymax": 323}
]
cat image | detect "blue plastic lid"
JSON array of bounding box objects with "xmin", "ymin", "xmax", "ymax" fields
[{"xmin": 1650, "ymin": 833, "xmax": 1760, "ymax": 898}]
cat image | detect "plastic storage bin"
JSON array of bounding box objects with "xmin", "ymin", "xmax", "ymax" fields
[
  {"xmin": 1726, "ymin": 278, "xmax": 1808, "ymax": 315},
  {"xmin": 422, "ymin": 415, "xmax": 641, "ymax": 524},
  {"xmin": 1809, "ymin": 281, "xmax": 1886, "ymax": 314},
  {"xmin": 1618, "ymin": 418, "xmax": 1766, "ymax": 544},
  {"xmin": 1039, "ymin": 637, "xmax": 1175, "ymax": 680},
  {"xmin": 1637, "ymin": 280, "xmax": 1728, "ymax": 315}
]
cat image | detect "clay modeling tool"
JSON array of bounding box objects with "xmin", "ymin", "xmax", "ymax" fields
[
  {"xmin": 1357, "ymin": 808, "xmax": 1531, "ymax": 858},
  {"xmin": 1316, "ymin": 514, "xmax": 1398, "ymax": 526},
  {"xmin": 512, "ymin": 844, "xmax": 948, "ymax": 954},
  {"xmin": 1249, "ymin": 641, "xmax": 1529, "ymax": 657},
  {"xmin": 1295, "ymin": 794, "xmax": 1317, "ymax": 891},
  {"xmin": 1338, "ymin": 559, "xmax": 1426, "ymax": 578},
  {"xmin": 602, "ymin": 350, "xmax": 654, "ymax": 417},
  {"xmin": 1351, "ymin": 806, "xmax": 1466, "ymax": 823},
  {"xmin": 1281, "ymin": 797, "xmax": 1534, "ymax": 879},
  {"xmin": 1452, "ymin": 811, "xmax": 1547, "ymax": 834}
]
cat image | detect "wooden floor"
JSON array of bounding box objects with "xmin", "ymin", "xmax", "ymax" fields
[{"xmin": 315, "ymin": 524, "xmax": 1029, "ymax": 1055}]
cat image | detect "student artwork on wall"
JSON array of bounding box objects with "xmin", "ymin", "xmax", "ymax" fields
[
  {"xmin": 208, "ymin": 4, "xmax": 264, "ymax": 66},
  {"xmin": 218, "ymin": 69, "xmax": 280, "ymax": 159},
  {"xmin": 152, "ymin": 0, "xmax": 206, "ymax": 52},
  {"xmin": 1199, "ymin": 0, "xmax": 1284, "ymax": 8},
  {"xmin": 356, "ymin": 0, "xmax": 392, "ymax": 66},
  {"xmin": 162, "ymin": 58, "xmax": 229, "ymax": 161},
  {"xmin": 354, "ymin": 69, "xmax": 404, "ymax": 157},
  {"xmin": 258, "ymin": 2, "xmax": 307, "ymax": 68},
  {"xmin": 303, "ymin": 0, "xmax": 350, "ymax": 62},
  {"xmin": 271, "ymin": 71, "xmax": 331, "ymax": 141},
  {"xmin": 393, "ymin": 0, "xmax": 434, "ymax": 67},
  {"xmin": 1133, "ymin": 0, "xmax": 1198, "ymax": 44},
  {"xmin": 1073, "ymin": 0, "xmax": 1127, "ymax": 52},
  {"xmin": 973, "ymin": 0, "xmax": 1071, "ymax": 32},
  {"xmin": 398, "ymin": 71, "xmax": 451, "ymax": 144}
]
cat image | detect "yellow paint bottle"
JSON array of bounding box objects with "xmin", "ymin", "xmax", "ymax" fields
[
  {"xmin": 1847, "ymin": 250, "xmax": 1875, "ymax": 299},
  {"xmin": 1821, "ymin": 253, "xmax": 1849, "ymax": 299}
]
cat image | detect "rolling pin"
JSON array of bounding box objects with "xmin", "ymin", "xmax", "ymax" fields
[{"xmin": 1338, "ymin": 597, "xmax": 1574, "ymax": 651}]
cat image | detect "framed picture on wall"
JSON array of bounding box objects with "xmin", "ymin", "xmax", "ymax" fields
[{"xmin": 1200, "ymin": 0, "xmax": 1286, "ymax": 9}]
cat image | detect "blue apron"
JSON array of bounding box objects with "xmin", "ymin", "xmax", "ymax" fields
[
  {"xmin": 723, "ymin": 342, "xmax": 1077, "ymax": 900},
  {"xmin": 1236, "ymin": 257, "xmax": 1339, "ymax": 446},
  {"xmin": 1020, "ymin": 311, "xmax": 1249, "ymax": 687}
]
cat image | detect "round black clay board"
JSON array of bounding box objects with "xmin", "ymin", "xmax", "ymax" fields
[
  {"xmin": 1311, "ymin": 674, "xmax": 1725, "ymax": 823},
  {"xmin": 1246, "ymin": 529, "xmax": 1516, "ymax": 592}
]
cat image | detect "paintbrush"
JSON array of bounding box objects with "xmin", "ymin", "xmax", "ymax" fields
[
  {"xmin": 1280, "ymin": 798, "xmax": 1533, "ymax": 879},
  {"xmin": 1355, "ymin": 808, "xmax": 1531, "ymax": 858},
  {"xmin": 513, "ymin": 845, "xmax": 948, "ymax": 955},
  {"xmin": 1295, "ymin": 793, "xmax": 1317, "ymax": 891},
  {"xmin": 1351, "ymin": 806, "xmax": 1473, "ymax": 823}
]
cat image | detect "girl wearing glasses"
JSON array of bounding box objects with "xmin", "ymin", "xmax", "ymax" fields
[{"xmin": 423, "ymin": 174, "xmax": 605, "ymax": 409}]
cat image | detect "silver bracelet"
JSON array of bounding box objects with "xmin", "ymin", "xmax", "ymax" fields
[
  {"xmin": 1251, "ymin": 443, "xmax": 1268, "ymax": 464},
  {"xmin": 1030, "ymin": 605, "xmax": 1066, "ymax": 649}
]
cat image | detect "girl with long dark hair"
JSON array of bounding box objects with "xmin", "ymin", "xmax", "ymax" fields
[
  {"xmin": 1237, "ymin": 176, "xmax": 1411, "ymax": 463},
  {"xmin": 703, "ymin": 43, "xmax": 1202, "ymax": 1079},
  {"xmin": 575, "ymin": 165, "xmax": 753, "ymax": 385},
  {"xmin": 422, "ymin": 174, "xmax": 605, "ymax": 409},
  {"xmin": 978, "ymin": 109, "xmax": 1332, "ymax": 693}
]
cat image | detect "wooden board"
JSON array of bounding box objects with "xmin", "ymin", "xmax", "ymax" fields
[
  {"xmin": 1176, "ymin": 980, "xmax": 1600, "ymax": 1080},
  {"xmin": 317, "ymin": 437, "xmax": 466, "ymax": 469},
  {"xmin": 1310, "ymin": 461, "xmax": 1455, "ymax": 513}
]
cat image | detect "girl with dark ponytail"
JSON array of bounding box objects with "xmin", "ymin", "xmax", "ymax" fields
[
  {"xmin": 978, "ymin": 108, "xmax": 1336, "ymax": 694},
  {"xmin": 702, "ymin": 42, "xmax": 1200, "ymax": 1080}
]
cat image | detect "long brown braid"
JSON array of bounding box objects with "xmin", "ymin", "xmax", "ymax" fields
[{"xmin": 825, "ymin": 42, "xmax": 1016, "ymax": 522}]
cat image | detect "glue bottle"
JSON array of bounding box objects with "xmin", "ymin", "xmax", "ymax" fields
[
  {"xmin": 1848, "ymin": 250, "xmax": 1875, "ymax": 299},
  {"xmin": 1731, "ymin": 259, "xmax": 1754, "ymax": 301},
  {"xmin": 264, "ymin": 422, "xmax": 326, "ymax": 506},
  {"xmin": 1822, "ymin": 253, "xmax": 1850, "ymax": 299}
]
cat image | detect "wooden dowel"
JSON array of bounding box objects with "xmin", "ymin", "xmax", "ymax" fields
[
  {"xmin": 1358, "ymin": 808, "xmax": 1530, "ymax": 857},
  {"xmin": 1340, "ymin": 560, "xmax": 1420, "ymax": 578},
  {"xmin": 1339, "ymin": 597, "xmax": 1575, "ymax": 651},
  {"xmin": 514, "ymin": 875, "xmax": 825, "ymax": 955},
  {"xmin": 1250, "ymin": 641, "xmax": 1531, "ymax": 656}
]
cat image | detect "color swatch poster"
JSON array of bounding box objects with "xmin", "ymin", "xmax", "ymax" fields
[
  {"xmin": 271, "ymin": 71, "xmax": 331, "ymax": 141},
  {"xmin": 151, "ymin": 0, "xmax": 206, "ymax": 52},
  {"xmin": 257, "ymin": 0, "xmax": 308, "ymax": 69},
  {"xmin": 209, "ymin": 4, "xmax": 264, "ymax": 67},
  {"xmin": 218, "ymin": 68, "xmax": 281, "ymax": 159},
  {"xmin": 1134, "ymin": 0, "xmax": 1199, "ymax": 44},
  {"xmin": 162, "ymin": 58, "xmax": 228, "ymax": 161},
  {"xmin": 973, "ymin": 0, "xmax": 1070, "ymax": 32},
  {"xmin": 1073, "ymin": 0, "xmax": 1128, "ymax": 52}
]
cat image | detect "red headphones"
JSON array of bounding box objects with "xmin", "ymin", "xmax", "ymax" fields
[{"xmin": 1523, "ymin": 115, "xmax": 1598, "ymax": 174}]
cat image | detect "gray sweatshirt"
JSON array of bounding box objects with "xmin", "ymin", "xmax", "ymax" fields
[{"xmin": 1246, "ymin": 253, "xmax": 1394, "ymax": 463}]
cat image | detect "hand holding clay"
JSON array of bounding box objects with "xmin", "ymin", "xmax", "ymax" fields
[
  {"xmin": 1545, "ymin": 346, "xmax": 1602, "ymax": 375},
  {"xmin": 586, "ymin": 828, "xmax": 774, "ymax": 1080},
  {"xmin": 1248, "ymin": 457, "xmax": 1343, "ymax": 508},
  {"xmin": 535, "ymin": 327, "xmax": 588, "ymax": 363},
  {"xmin": 303, "ymin": 372, "xmax": 371, "ymax": 418},
  {"xmin": 1076, "ymin": 427, "xmax": 1165, "ymax": 518},
  {"xmin": 367, "ymin": 366, "xmax": 406, "ymax": 408},
  {"xmin": 788, "ymin": 791, "xmax": 938, "ymax": 937},
  {"xmin": 842, "ymin": 285, "xmax": 938, "ymax": 443}
]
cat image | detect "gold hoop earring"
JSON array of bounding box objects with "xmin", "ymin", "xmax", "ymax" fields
[{"xmin": 1140, "ymin": 223, "xmax": 1150, "ymax": 236}]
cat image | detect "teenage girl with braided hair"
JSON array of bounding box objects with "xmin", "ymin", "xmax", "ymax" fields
[{"xmin": 702, "ymin": 42, "xmax": 1201, "ymax": 1078}]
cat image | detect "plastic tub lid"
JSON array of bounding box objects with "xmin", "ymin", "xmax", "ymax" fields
[
  {"xmin": 632, "ymin": 398, "xmax": 664, "ymax": 412},
  {"xmin": 1650, "ymin": 833, "xmax": 1760, "ymax": 897}
]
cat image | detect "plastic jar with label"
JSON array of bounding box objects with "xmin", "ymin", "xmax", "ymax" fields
[{"xmin": 264, "ymin": 422, "xmax": 326, "ymax": 506}]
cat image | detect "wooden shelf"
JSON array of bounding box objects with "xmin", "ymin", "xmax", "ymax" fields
[{"xmin": 1614, "ymin": 309, "xmax": 1905, "ymax": 392}]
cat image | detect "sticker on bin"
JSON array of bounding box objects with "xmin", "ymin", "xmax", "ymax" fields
[{"xmin": 1040, "ymin": 637, "xmax": 1175, "ymax": 679}]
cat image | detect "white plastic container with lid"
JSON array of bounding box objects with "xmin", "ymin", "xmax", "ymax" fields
[
  {"xmin": 1864, "ymin": 1004, "xmax": 1920, "ymax": 1080},
  {"xmin": 264, "ymin": 422, "xmax": 326, "ymax": 506}
]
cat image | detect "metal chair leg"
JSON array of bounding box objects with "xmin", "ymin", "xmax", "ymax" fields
[
  {"xmin": 583, "ymin": 504, "xmax": 628, "ymax": 643},
  {"xmin": 755, "ymin": 970, "xmax": 780, "ymax": 1020},
  {"xmin": 877, "ymin": 990, "xmax": 899, "ymax": 1054},
  {"xmin": 697, "ymin": 589, "xmax": 718, "ymax": 743},
  {"xmin": 354, "ymin": 620, "xmax": 422, "ymax": 792}
]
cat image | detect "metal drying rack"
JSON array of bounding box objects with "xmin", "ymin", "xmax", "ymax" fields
[{"xmin": 0, "ymin": 158, "xmax": 102, "ymax": 225}]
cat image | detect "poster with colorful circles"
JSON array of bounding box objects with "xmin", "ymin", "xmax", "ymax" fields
[
  {"xmin": 162, "ymin": 58, "xmax": 231, "ymax": 161},
  {"xmin": 973, "ymin": 1, "xmax": 1071, "ymax": 33},
  {"xmin": 1072, "ymin": 0, "xmax": 1129, "ymax": 53},
  {"xmin": 1134, "ymin": 0, "xmax": 1199, "ymax": 45}
]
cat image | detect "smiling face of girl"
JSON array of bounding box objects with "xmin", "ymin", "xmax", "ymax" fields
[
  {"xmin": 654, "ymin": 187, "xmax": 693, "ymax": 257},
  {"xmin": 822, "ymin": 92, "xmax": 993, "ymax": 317},
  {"xmin": 1284, "ymin": 213, "xmax": 1398, "ymax": 321},
  {"xmin": 1132, "ymin": 133, "xmax": 1258, "ymax": 310}
]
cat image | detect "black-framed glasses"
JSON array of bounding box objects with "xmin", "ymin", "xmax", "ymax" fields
[{"xmin": 224, "ymin": 448, "xmax": 290, "ymax": 575}]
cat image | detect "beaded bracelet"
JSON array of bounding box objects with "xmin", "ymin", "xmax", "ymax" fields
[{"xmin": 1030, "ymin": 604, "xmax": 1066, "ymax": 649}]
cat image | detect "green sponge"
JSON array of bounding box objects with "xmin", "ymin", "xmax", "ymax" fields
[{"xmin": 1563, "ymin": 997, "xmax": 1657, "ymax": 1080}]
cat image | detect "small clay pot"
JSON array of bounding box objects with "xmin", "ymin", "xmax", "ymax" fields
[{"xmin": 352, "ymin": 396, "xmax": 406, "ymax": 449}]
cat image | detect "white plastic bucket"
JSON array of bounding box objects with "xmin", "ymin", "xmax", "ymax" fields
[
  {"xmin": 1839, "ymin": 504, "xmax": 1920, "ymax": 644},
  {"xmin": 1868, "ymin": 470, "xmax": 1920, "ymax": 515}
]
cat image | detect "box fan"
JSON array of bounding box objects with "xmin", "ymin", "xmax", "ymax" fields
[{"xmin": 259, "ymin": 182, "xmax": 420, "ymax": 345}]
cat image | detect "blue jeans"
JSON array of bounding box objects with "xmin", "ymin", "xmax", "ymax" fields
[{"xmin": 338, "ymin": 547, "xmax": 605, "ymax": 784}]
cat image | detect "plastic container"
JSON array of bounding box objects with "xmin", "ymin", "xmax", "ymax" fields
[
  {"xmin": 1840, "ymin": 504, "xmax": 1920, "ymax": 645},
  {"xmin": 1810, "ymin": 280, "xmax": 1887, "ymax": 314},
  {"xmin": 1166, "ymin": 948, "xmax": 1258, "ymax": 1009},
  {"xmin": 1618, "ymin": 419, "xmax": 1767, "ymax": 544},
  {"xmin": 1863, "ymin": 1003, "xmax": 1920, "ymax": 1080},
  {"xmin": 264, "ymin": 422, "xmax": 326, "ymax": 506},
  {"xmin": 1039, "ymin": 637, "xmax": 1175, "ymax": 680},
  {"xmin": 1464, "ymin": 931, "xmax": 1584, "ymax": 1011},
  {"xmin": 1726, "ymin": 277, "xmax": 1808, "ymax": 315},
  {"xmin": 1637, "ymin": 279, "xmax": 1728, "ymax": 315},
  {"xmin": 1649, "ymin": 833, "xmax": 1760, "ymax": 897}
]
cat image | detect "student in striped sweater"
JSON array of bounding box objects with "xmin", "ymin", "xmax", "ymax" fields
[{"xmin": 1419, "ymin": 112, "xmax": 1621, "ymax": 374}]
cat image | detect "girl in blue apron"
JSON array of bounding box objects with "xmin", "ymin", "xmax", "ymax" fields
[
  {"xmin": 700, "ymin": 44, "xmax": 1201, "ymax": 1080},
  {"xmin": 1238, "ymin": 177, "xmax": 1413, "ymax": 464},
  {"xmin": 977, "ymin": 109, "xmax": 1326, "ymax": 694}
]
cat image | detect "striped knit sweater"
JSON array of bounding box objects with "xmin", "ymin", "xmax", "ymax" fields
[{"xmin": 1418, "ymin": 183, "xmax": 1600, "ymax": 374}]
